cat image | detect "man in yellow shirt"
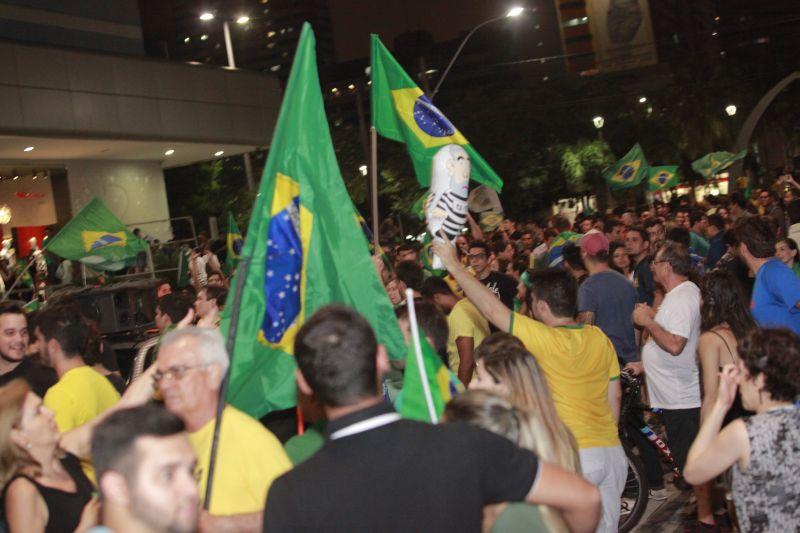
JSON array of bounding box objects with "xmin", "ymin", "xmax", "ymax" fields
[
  {"xmin": 37, "ymin": 306, "xmax": 120, "ymax": 482},
  {"xmin": 433, "ymin": 239, "xmax": 626, "ymax": 533},
  {"xmin": 157, "ymin": 327, "xmax": 291, "ymax": 532},
  {"xmin": 421, "ymin": 277, "xmax": 489, "ymax": 385}
]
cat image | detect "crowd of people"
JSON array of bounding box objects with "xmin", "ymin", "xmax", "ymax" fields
[{"xmin": 0, "ymin": 182, "xmax": 797, "ymax": 532}]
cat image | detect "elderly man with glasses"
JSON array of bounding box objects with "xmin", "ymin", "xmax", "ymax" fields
[{"xmin": 156, "ymin": 327, "xmax": 291, "ymax": 532}]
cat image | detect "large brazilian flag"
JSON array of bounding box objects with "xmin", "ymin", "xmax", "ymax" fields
[
  {"xmin": 691, "ymin": 150, "xmax": 746, "ymax": 180},
  {"xmin": 603, "ymin": 143, "xmax": 649, "ymax": 190},
  {"xmin": 220, "ymin": 24, "xmax": 405, "ymax": 419},
  {"xmin": 370, "ymin": 35, "xmax": 503, "ymax": 191},
  {"xmin": 45, "ymin": 197, "xmax": 147, "ymax": 272}
]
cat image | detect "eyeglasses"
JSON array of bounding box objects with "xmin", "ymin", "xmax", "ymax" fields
[{"xmin": 153, "ymin": 364, "xmax": 209, "ymax": 383}]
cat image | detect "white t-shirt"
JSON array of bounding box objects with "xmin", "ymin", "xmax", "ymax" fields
[{"xmin": 641, "ymin": 280, "xmax": 701, "ymax": 409}]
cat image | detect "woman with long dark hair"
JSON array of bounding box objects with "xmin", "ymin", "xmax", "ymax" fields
[{"xmin": 693, "ymin": 269, "xmax": 758, "ymax": 529}]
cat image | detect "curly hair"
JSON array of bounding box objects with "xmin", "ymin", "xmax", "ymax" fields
[{"xmin": 738, "ymin": 328, "xmax": 800, "ymax": 402}]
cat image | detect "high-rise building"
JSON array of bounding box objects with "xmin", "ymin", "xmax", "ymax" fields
[
  {"xmin": 139, "ymin": 0, "xmax": 335, "ymax": 76},
  {"xmin": 0, "ymin": 0, "xmax": 145, "ymax": 55}
]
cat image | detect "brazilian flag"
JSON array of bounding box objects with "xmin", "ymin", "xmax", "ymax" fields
[
  {"xmin": 220, "ymin": 24, "xmax": 405, "ymax": 418},
  {"xmin": 45, "ymin": 197, "xmax": 147, "ymax": 271},
  {"xmin": 397, "ymin": 320, "xmax": 463, "ymax": 423},
  {"xmin": 603, "ymin": 144, "xmax": 649, "ymax": 190},
  {"xmin": 370, "ymin": 35, "xmax": 502, "ymax": 191},
  {"xmin": 691, "ymin": 150, "xmax": 746, "ymax": 180},
  {"xmin": 648, "ymin": 166, "xmax": 680, "ymax": 191},
  {"xmin": 225, "ymin": 211, "xmax": 243, "ymax": 275}
]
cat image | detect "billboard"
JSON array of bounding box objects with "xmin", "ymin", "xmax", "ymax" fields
[{"xmin": 586, "ymin": 0, "xmax": 658, "ymax": 72}]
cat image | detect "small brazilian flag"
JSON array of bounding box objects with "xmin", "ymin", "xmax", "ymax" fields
[
  {"xmin": 370, "ymin": 35, "xmax": 503, "ymax": 191},
  {"xmin": 691, "ymin": 150, "xmax": 747, "ymax": 180},
  {"xmin": 225, "ymin": 211, "xmax": 243, "ymax": 275},
  {"xmin": 648, "ymin": 166, "xmax": 680, "ymax": 191},
  {"xmin": 604, "ymin": 143, "xmax": 649, "ymax": 190},
  {"xmin": 398, "ymin": 326, "xmax": 463, "ymax": 424},
  {"xmin": 220, "ymin": 24, "xmax": 405, "ymax": 418}
]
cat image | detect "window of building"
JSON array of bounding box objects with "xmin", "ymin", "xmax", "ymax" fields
[{"xmin": 270, "ymin": 65, "xmax": 281, "ymax": 71}]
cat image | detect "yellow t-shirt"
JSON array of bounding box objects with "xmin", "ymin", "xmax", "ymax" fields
[
  {"xmin": 446, "ymin": 299, "xmax": 489, "ymax": 375},
  {"xmin": 189, "ymin": 405, "xmax": 292, "ymax": 516},
  {"xmin": 511, "ymin": 313, "xmax": 621, "ymax": 449},
  {"xmin": 43, "ymin": 365, "xmax": 120, "ymax": 483},
  {"xmin": 43, "ymin": 366, "xmax": 121, "ymax": 432}
]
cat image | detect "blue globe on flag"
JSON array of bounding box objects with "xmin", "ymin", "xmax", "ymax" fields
[
  {"xmin": 620, "ymin": 164, "xmax": 636, "ymax": 182},
  {"xmin": 413, "ymin": 95, "xmax": 456, "ymax": 137},
  {"xmin": 657, "ymin": 172, "xmax": 669, "ymax": 184}
]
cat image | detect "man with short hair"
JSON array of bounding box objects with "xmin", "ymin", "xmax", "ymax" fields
[
  {"xmin": 625, "ymin": 227, "xmax": 655, "ymax": 305},
  {"xmin": 759, "ymin": 189, "xmax": 786, "ymax": 238},
  {"xmin": 420, "ymin": 277, "xmax": 489, "ymax": 384},
  {"xmin": 735, "ymin": 216, "xmax": 800, "ymax": 333},
  {"xmin": 604, "ymin": 219, "xmax": 624, "ymax": 243},
  {"xmin": 157, "ymin": 327, "xmax": 291, "ymax": 531},
  {"xmin": 263, "ymin": 305, "xmax": 601, "ymax": 533},
  {"xmin": 577, "ymin": 232, "xmax": 639, "ymax": 366},
  {"xmin": 644, "ymin": 218, "xmax": 666, "ymax": 252},
  {"xmin": 468, "ymin": 241, "xmax": 517, "ymax": 309},
  {"xmin": 155, "ymin": 293, "xmax": 195, "ymax": 333},
  {"xmin": 633, "ymin": 242, "xmax": 701, "ymax": 479},
  {"xmin": 91, "ymin": 406, "xmax": 199, "ymax": 533},
  {"xmin": 433, "ymin": 241, "xmax": 624, "ymax": 532},
  {"xmin": 38, "ymin": 306, "xmax": 120, "ymax": 433},
  {"xmin": 0, "ymin": 303, "xmax": 55, "ymax": 396}
]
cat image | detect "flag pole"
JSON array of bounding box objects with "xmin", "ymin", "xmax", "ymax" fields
[
  {"xmin": 370, "ymin": 126, "xmax": 380, "ymax": 246},
  {"xmin": 405, "ymin": 288, "xmax": 438, "ymax": 423},
  {"xmin": 203, "ymin": 253, "xmax": 251, "ymax": 510},
  {"xmin": 0, "ymin": 255, "xmax": 36, "ymax": 303}
]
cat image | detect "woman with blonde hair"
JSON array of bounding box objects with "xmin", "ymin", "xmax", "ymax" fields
[{"xmin": 463, "ymin": 333, "xmax": 581, "ymax": 532}]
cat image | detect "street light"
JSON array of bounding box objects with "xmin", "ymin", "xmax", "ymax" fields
[
  {"xmin": 199, "ymin": 12, "xmax": 250, "ymax": 68},
  {"xmin": 430, "ymin": 6, "xmax": 533, "ymax": 99},
  {"xmin": 725, "ymin": 104, "xmax": 737, "ymax": 116},
  {"xmin": 592, "ymin": 116, "xmax": 605, "ymax": 129},
  {"xmin": 638, "ymin": 96, "xmax": 647, "ymax": 103},
  {"xmin": 359, "ymin": 165, "xmax": 368, "ymax": 176}
]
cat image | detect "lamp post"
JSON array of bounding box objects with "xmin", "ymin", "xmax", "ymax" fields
[
  {"xmin": 429, "ymin": 6, "xmax": 532, "ymax": 100},
  {"xmin": 725, "ymin": 104, "xmax": 737, "ymax": 117},
  {"xmin": 199, "ymin": 11, "xmax": 255, "ymax": 190},
  {"xmin": 593, "ymin": 115, "xmax": 605, "ymax": 140},
  {"xmin": 199, "ymin": 11, "xmax": 250, "ymax": 69}
]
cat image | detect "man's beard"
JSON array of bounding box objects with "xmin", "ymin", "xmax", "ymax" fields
[{"xmin": 0, "ymin": 347, "xmax": 25, "ymax": 364}]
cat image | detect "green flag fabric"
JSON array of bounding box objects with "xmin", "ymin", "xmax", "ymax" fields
[
  {"xmin": 398, "ymin": 325, "xmax": 462, "ymax": 423},
  {"xmin": 45, "ymin": 197, "xmax": 147, "ymax": 271},
  {"xmin": 691, "ymin": 150, "xmax": 747, "ymax": 180},
  {"xmin": 370, "ymin": 35, "xmax": 503, "ymax": 191},
  {"xmin": 648, "ymin": 166, "xmax": 680, "ymax": 191},
  {"xmin": 220, "ymin": 24, "xmax": 406, "ymax": 419},
  {"xmin": 603, "ymin": 143, "xmax": 649, "ymax": 190},
  {"xmin": 176, "ymin": 246, "xmax": 191, "ymax": 288},
  {"xmin": 225, "ymin": 212, "xmax": 243, "ymax": 275}
]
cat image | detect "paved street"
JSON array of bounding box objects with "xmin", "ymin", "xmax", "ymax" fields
[{"xmin": 633, "ymin": 487, "xmax": 692, "ymax": 532}]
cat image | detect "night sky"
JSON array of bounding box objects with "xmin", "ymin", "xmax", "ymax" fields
[{"xmin": 328, "ymin": 0, "xmax": 521, "ymax": 60}]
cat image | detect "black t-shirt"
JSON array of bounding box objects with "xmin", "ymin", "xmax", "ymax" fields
[
  {"xmin": 0, "ymin": 357, "xmax": 57, "ymax": 397},
  {"xmin": 480, "ymin": 271, "xmax": 517, "ymax": 310},
  {"xmin": 263, "ymin": 403, "xmax": 538, "ymax": 533},
  {"xmin": 632, "ymin": 257, "xmax": 656, "ymax": 306}
]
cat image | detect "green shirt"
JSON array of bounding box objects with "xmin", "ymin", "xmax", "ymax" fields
[{"xmin": 284, "ymin": 421, "xmax": 326, "ymax": 465}]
